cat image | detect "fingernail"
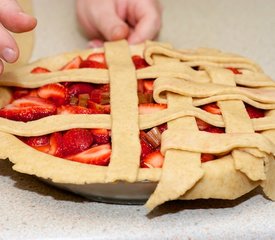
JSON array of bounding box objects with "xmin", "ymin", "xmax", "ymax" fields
[
  {"xmin": 2, "ymin": 48, "xmax": 17, "ymax": 63},
  {"xmin": 18, "ymin": 12, "xmax": 32, "ymax": 19}
]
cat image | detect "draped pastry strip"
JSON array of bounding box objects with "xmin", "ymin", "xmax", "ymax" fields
[{"xmin": 0, "ymin": 40, "xmax": 275, "ymax": 211}]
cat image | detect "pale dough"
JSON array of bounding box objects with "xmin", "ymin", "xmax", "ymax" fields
[{"xmin": 0, "ymin": 40, "xmax": 274, "ymax": 211}]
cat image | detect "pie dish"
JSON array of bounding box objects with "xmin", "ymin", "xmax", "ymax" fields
[{"xmin": 0, "ymin": 40, "xmax": 275, "ymax": 211}]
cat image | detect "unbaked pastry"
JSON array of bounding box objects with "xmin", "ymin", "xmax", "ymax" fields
[{"xmin": 0, "ymin": 40, "xmax": 275, "ymax": 211}]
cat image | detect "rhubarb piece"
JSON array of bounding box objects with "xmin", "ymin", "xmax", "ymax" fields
[
  {"xmin": 62, "ymin": 129, "xmax": 93, "ymax": 157},
  {"xmin": 0, "ymin": 96, "xmax": 57, "ymax": 122},
  {"xmin": 87, "ymin": 101, "xmax": 110, "ymax": 114},
  {"xmin": 141, "ymin": 151, "xmax": 164, "ymax": 168},
  {"xmin": 90, "ymin": 89, "xmax": 110, "ymax": 104},
  {"xmin": 138, "ymin": 103, "xmax": 167, "ymax": 114},
  {"xmin": 31, "ymin": 67, "xmax": 51, "ymax": 74},
  {"xmin": 132, "ymin": 55, "xmax": 149, "ymax": 69},
  {"xmin": 78, "ymin": 94, "xmax": 90, "ymax": 107},
  {"xmin": 37, "ymin": 83, "xmax": 68, "ymax": 106},
  {"xmin": 144, "ymin": 127, "xmax": 161, "ymax": 148},
  {"xmin": 140, "ymin": 131, "xmax": 154, "ymax": 159},
  {"xmin": 67, "ymin": 144, "xmax": 111, "ymax": 165},
  {"xmin": 60, "ymin": 56, "xmax": 82, "ymax": 70},
  {"xmin": 69, "ymin": 96, "xmax": 78, "ymax": 106},
  {"xmin": 91, "ymin": 128, "xmax": 110, "ymax": 144}
]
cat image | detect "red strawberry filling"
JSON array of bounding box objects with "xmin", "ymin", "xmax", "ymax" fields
[
  {"xmin": 3, "ymin": 55, "xmax": 266, "ymax": 167},
  {"xmin": 21, "ymin": 128, "xmax": 111, "ymax": 166}
]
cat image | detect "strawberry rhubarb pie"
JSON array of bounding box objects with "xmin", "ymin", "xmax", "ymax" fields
[{"xmin": 0, "ymin": 40, "xmax": 275, "ymax": 210}]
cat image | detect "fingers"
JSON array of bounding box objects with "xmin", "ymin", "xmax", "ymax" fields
[
  {"xmin": 0, "ymin": 60, "xmax": 4, "ymax": 75},
  {"xmin": 128, "ymin": 0, "xmax": 162, "ymax": 44},
  {"xmin": 77, "ymin": 0, "xmax": 129, "ymax": 41},
  {"xmin": 77, "ymin": 0, "xmax": 162, "ymax": 44},
  {"xmin": 0, "ymin": 24, "xmax": 18, "ymax": 63},
  {"xmin": 91, "ymin": 0, "xmax": 130, "ymax": 41},
  {"xmin": 128, "ymin": 14, "xmax": 161, "ymax": 44},
  {"xmin": 0, "ymin": 0, "xmax": 37, "ymax": 33}
]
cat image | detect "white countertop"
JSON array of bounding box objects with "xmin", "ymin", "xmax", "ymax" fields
[{"xmin": 1, "ymin": 0, "xmax": 275, "ymax": 239}]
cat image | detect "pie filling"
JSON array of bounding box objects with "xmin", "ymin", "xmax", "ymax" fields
[{"xmin": 0, "ymin": 53, "xmax": 266, "ymax": 168}]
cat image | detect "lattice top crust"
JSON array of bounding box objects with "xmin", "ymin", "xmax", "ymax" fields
[{"xmin": 0, "ymin": 40, "xmax": 275, "ymax": 210}]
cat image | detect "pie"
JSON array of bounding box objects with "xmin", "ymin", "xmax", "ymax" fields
[{"xmin": 0, "ymin": 40, "xmax": 275, "ymax": 211}]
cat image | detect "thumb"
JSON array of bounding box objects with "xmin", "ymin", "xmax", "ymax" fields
[{"xmin": 0, "ymin": 0, "xmax": 36, "ymax": 33}]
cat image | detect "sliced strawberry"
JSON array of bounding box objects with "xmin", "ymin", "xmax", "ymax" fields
[
  {"xmin": 132, "ymin": 55, "xmax": 149, "ymax": 69},
  {"xmin": 196, "ymin": 118, "xmax": 211, "ymax": 131},
  {"xmin": 31, "ymin": 67, "xmax": 51, "ymax": 74},
  {"xmin": 226, "ymin": 67, "xmax": 242, "ymax": 74},
  {"xmin": 33, "ymin": 145, "xmax": 51, "ymax": 153},
  {"xmin": 138, "ymin": 103, "xmax": 167, "ymax": 114},
  {"xmin": 67, "ymin": 144, "xmax": 111, "ymax": 166},
  {"xmin": 201, "ymin": 103, "xmax": 221, "ymax": 115},
  {"xmin": 79, "ymin": 60, "xmax": 107, "ymax": 69},
  {"xmin": 37, "ymin": 83, "xmax": 68, "ymax": 106},
  {"xmin": 29, "ymin": 89, "xmax": 39, "ymax": 97},
  {"xmin": 62, "ymin": 129, "xmax": 93, "ymax": 157},
  {"xmin": 24, "ymin": 135, "xmax": 50, "ymax": 153},
  {"xmin": 68, "ymin": 83, "xmax": 95, "ymax": 97},
  {"xmin": 141, "ymin": 151, "xmax": 164, "ymax": 168},
  {"xmin": 57, "ymin": 105, "xmax": 97, "ymax": 114},
  {"xmin": 201, "ymin": 153, "xmax": 216, "ymax": 163},
  {"xmin": 245, "ymin": 104, "xmax": 265, "ymax": 119},
  {"xmin": 204, "ymin": 125, "xmax": 225, "ymax": 134},
  {"xmin": 12, "ymin": 88, "xmax": 38, "ymax": 99},
  {"xmin": 60, "ymin": 56, "xmax": 83, "ymax": 70},
  {"xmin": 90, "ymin": 89, "xmax": 110, "ymax": 104},
  {"xmin": 87, "ymin": 101, "xmax": 110, "ymax": 114},
  {"xmin": 140, "ymin": 131, "xmax": 154, "ymax": 159},
  {"xmin": 91, "ymin": 128, "xmax": 110, "ymax": 144},
  {"xmin": 12, "ymin": 88, "xmax": 30, "ymax": 99},
  {"xmin": 24, "ymin": 135, "xmax": 50, "ymax": 147},
  {"xmin": 87, "ymin": 52, "xmax": 106, "ymax": 64},
  {"xmin": 97, "ymin": 84, "xmax": 110, "ymax": 92},
  {"xmin": 48, "ymin": 132, "xmax": 64, "ymax": 157},
  {"xmin": 0, "ymin": 96, "xmax": 57, "ymax": 122},
  {"xmin": 143, "ymin": 80, "xmax": 154, "ymax": 93}
]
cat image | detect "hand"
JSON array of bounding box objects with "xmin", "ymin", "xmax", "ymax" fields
[
  {"xmin": 76, "ymin": 0, "xmax": 162, "ymax": 47},
  {"xmin": 0, "ymin": 0, "xmax": 37, "ymax": 74}
]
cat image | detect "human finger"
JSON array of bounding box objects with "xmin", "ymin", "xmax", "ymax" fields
[
  {"xmin": 0, "ymin": 0, "xmax": 36, "ymax": 33},
  {"xmin": 0, "ymin": 24, "xmax": 18, "ymax": 63}
]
